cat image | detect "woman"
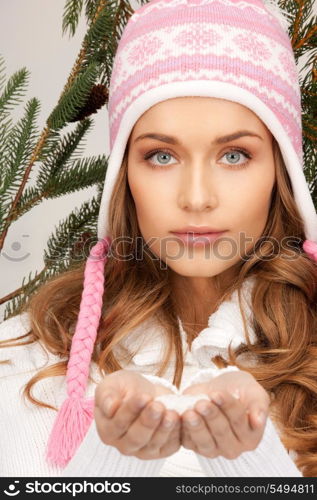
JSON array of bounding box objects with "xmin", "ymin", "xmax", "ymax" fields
[{"xmin": 1, "ymin": 0, "xmax": 316, "ymax": 477}]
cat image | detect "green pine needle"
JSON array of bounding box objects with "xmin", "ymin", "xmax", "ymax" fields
[
  {"xmin": 62, "ymin": 0, "xmax": 84, "ymax": 37},
  {"xmin": 47, "ymin": 62, "xmax": 100, "ymax": 130}
]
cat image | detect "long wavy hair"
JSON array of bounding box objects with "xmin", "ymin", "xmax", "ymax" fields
[{"xmin": 1, "ymin": 135, "xmax": 317, "ymax": 476}]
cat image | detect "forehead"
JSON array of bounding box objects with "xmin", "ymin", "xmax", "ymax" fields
[{"xmin": 130, "ymin": 96, "xmax": 271, "ymax": 144}]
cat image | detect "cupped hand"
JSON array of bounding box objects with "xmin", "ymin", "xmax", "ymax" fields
[
  {"xmin": 94, "ymin": 369, "xmax": 181, "ymax": 459},
  {"xmin": 180, "ymin": 370, "xmax": 271, "ymax": 459}
]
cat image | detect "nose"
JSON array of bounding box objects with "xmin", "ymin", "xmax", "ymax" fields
[{"xmin": 177, "ymin": 163, "xmax": 217, "ymax": 212}]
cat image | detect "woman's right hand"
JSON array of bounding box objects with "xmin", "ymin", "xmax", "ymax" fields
[{"xmin": 94, "ymin": 369, "xmax": 181, "ymax": 459}]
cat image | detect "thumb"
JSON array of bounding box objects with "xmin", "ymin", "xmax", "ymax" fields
[
  {"xmin": 95, "ymin": 374, "xmax": 125, "ymax": 418},
  {"xmin": 247, "ymin": 402, "xmax": 268, "ymax": 431}
]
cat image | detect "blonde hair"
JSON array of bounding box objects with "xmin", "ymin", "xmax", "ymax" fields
[{"xmin": 1, "ymin": 137, "xmax": 317, "ymax": 476}]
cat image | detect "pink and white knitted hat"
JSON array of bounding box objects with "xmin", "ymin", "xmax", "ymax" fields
[{"xmin": 46, "ymin": 0, "xmax": 317, "ymax": 468}]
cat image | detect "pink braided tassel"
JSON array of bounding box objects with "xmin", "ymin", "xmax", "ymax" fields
[
  {"xmin": 46, "ymin": 236, "xmax": 111, "ymax": 468},
  {"xmin": 303, "ymin": 239, "xmax": 317, "ymax": 262}
]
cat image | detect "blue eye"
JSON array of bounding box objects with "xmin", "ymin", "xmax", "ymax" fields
[
  {"xmin": 143, "ymin": 148, "xmax": 252, "ymax": 169},
  {"xmin": 145, "ymin": 150, "xmax": 175, "ymax": 167},
  {"xmin": 222, "ymin": 149, "xmax": 252, "ymax": 168}
]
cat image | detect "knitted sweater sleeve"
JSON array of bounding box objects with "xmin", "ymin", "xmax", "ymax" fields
[
  {"xmin": 196, "ymin": 414, "xmax": 303, "ymax": 477},
  {"xmin": 183, "ymin": 366, "xmax": 303, "ymax": 477},
  {"xmin": 60, "ymin": 418, "xmax": 166, "ymax": 477}
]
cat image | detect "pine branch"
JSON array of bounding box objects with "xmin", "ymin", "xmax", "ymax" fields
[
  {"xmin": 40, "ymin": 154, "xmax": 107, "ymax": 196},
  {"xmin": 62, "ymin": 0, "xmax": 84, "ymax": 37},
  {"xmin": 0, "ymin": 135, "xmax": 108, "ymax": 226},
  {"xmin": 47, "ymin": 62, "xmax": 100, "ymax": 129},
  {"xmin": 62, "ymin": 0, "xmax": 133, "ymax": 39},
  {"xmin": 44, "ymin": 195, "xmax": 101, "ymax": 270},
  {"xmin": 1, "ymin": 97, "xmax": 40, "ymax": 178},
  {"xmin": 0, "ymin": 55, "xmax": 6, "ymax": 93},
  {"xmin": 62, "ymin": 0, "xmax": 135, "ymax": 88},
  {"xmin": 3, "ymin": 194, "xmax": 101, "ymax": 321},
  {"xmin": 0, "ymin": 266, "xmax": 48, "ymax": 306},
  {"xmin": 85, "ymin": 0, "xmax": 101, "ymax": 24},
  {"xmin": 61, "ymin": 0, "xmax": 107, "ymax": 94},
  {"xmin": 0, "ymin": 97, "xmax": 41, "ymax": 221},
  {"xmin": 0, "ymin": 59, "xmax": 30, "ymax": 168},
  {"xmin": 2, "ymin": 265, "xmax": 67, "ymax": 322},
  {"xmin": 0, "ymin": 0, "xmax": 109, "ymax": 253},
  {"xmin": 0, "ymin": 126, "xmax": 49, "ymax": 251},
  {"xmin": 278, "ymin": 0, "xmax": 317, "ymax": 210},
  {"xmin": 0, "ymin": 65, "xmax": 29, "ymax": 117},
  {"xmin": 42, "ymin": 118, "xmax": 92, "ymax": 169},
  {"xmin": 88, "ymin": 1, "xmax": 135, "ymax": 88}
]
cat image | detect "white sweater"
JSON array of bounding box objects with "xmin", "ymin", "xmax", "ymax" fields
[{"xmin": 0, "ymin": 302, "xmax": 303, "ymax": 477}]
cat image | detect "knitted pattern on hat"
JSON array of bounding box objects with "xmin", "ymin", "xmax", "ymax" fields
[{"xmin": 108, "ymin": 0, "xmax": 301, "ymax": 161}]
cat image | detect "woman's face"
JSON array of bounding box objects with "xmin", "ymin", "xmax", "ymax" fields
[{"xmin": 127, "ymin": 97, "xmax": 275, "ymax": 281}]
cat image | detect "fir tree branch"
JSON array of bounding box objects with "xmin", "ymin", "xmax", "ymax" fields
[
  {"xmin": 0, "ymin": 266, "xmax": 48, "ymax": 306},
  {"xmin": 0, "ymin": 162, "xmax": 107, "ymax": 229},
  {"xmin": 43, "ymin": 195, "xmax": 100, "ymax": 269},
  {"xmin": 39, "ymin": 155, "xmax": 107, "ymax": 196},
  {"xmin": 0, "ymin": 126, "xmax": 49, "ymax": 251},
  {"xmin": 0, "ymin": 60, "xmax": 30, "ymax": 167},
  {"xmin": 0, "ymin": 66, "xmax": 29, "ymax": 117},
  {"xmin": 47, "ymin": 62, "xmax": 100, "ymax": 129},
  {"xmin": 63, "ymin": 0, "xmax": 84, "ymax": 37},
  {"xmin": 294, "ymin": 22, "xmax": 317, "ymax": 51},
  {"xmin": 43, "ymin": 118, "xmax": 92, "ymax": 167},
  {"xmin": 2, "ymin": 265, "xmax": 69, "ymax": 322},
  {"xmin": 0, "ymin": 0, "xmax": 109, "ymax": 252},
  {"xmin": 0, "ymin": 55, "xmax": 6, "ymax": 93},
  {"xmin": 85, "ymin": 0, "xmax": 101, "ymax": 24},
  {"xmin": 62, "ymin": 0, "xmax": 107, "ymax": 94},
  {"xmin": 1, "ymin": 97, "xmax": 41, "ymax": 204},
  {"xmin": 2, "ymin": 195, "xmax": 101, "ymax": 319}
]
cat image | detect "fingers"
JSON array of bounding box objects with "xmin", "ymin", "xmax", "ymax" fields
[
  {"xmin": 182, "ymin": 405, "xmax": 219, "ymax": 458},
  {"xmin": 195, "ymin": 391, "xmax": 265, "ymax": 458},
  {"xmin": 181, "ymin": 416, "xmax": 198, "ymax": 453},
  {"xmin": 117, "ymin": 401, "xmax": 167, "ymax": 454},
  {"xmin": 205, "ymin": 391, "xmax": 251, "ymax": 442},
  {"xmin": 247, "ymin": 390, "xmax": 270, "ymax": 430},
  {"xmin": 96, "ymin": 393, "xmax": 152, "ymax": 444},
  {"xmin": 159, "ymin": 417, "xmax": 182, "ymax": 457},
  {"xmin": 136, "ymin": 409, "xmax": 181, "ymax": 459}
]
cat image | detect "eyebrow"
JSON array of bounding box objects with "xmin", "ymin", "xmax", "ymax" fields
[{"xmin": 133, "ymin": 130, "xmax": 264, "ymax": 145}]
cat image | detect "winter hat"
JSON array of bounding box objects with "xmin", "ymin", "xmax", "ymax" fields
[{"xmin": 46, "ymin": 0, "xmax": 317, "ymax": 468}]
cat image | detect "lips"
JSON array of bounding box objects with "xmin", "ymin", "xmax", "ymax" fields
[
  {"xmin": 171, "ymin": 226, "xmax": 226, "ymax": 233},
  {"xmin": 170, "ymin": 231, "xmax": 227, "ymax": 246}
]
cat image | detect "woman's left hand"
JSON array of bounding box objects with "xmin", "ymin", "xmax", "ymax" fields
[{"xmin": 180, "ymin": 370, "xmax": 271, "ymax": 459}]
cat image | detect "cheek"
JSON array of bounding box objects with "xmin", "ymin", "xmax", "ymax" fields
[
  {"xmin": 227, "ymin": 165, "xmax": 275, "ymax": 241},
  {"xmin": 128, "ymin": 168, "xmax": 168, "ymax": 234}
]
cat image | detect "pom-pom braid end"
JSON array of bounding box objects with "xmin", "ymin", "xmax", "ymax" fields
[
  {"xmin": 46, "ymin": 397, "xmax": 95, "ymax": 467},
  {"xmin": 45, "ymin": 236, "xmax": 111, "ymax": 468}
]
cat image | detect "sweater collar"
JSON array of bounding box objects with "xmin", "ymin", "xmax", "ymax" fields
[
  {"xmin": 0, "ymin": 276, "xmax": 256, "ymax": 373},
  {"xmin": 178, "ymin": 275, "xmax": 256, "ymax": 367},
  {"xmin": 121, "ymin": 276, "xmax": 256, "ymax": 368}
]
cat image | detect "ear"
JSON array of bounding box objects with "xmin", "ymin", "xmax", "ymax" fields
[{"xmin": 303, "ymin": 240, "xmax": 317, "ymax": 262}]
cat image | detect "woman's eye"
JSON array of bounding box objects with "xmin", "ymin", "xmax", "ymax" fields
[
  {"xmin": 221, "ymin": 149, "xmax": 252, "ymax": 168},
  {"xmin": 144, "ymin": 150, "xmax": 177, "ymax": 168},
  {"xmin": 143, "ymin": 148, "xmax": 252, "ymax": 169}
]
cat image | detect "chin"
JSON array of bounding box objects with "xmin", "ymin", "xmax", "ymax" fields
[{"xmin": 165, "ymin": 259, "xmax": 225, "ymax": 278}]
